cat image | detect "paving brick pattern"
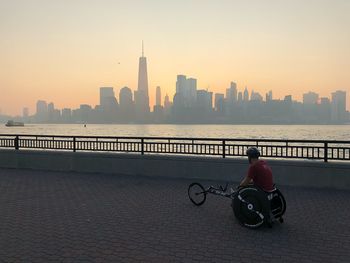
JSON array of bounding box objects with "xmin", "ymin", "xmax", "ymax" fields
[{"xmin": 0, "ymin": 168, "xmax": 349, "ymax": 262}]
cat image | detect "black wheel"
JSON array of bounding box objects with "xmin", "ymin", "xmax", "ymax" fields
[
  {"xmin": 188, "ymin": 183, "xmax": 206, "ymax": 206},
  {"xmin": 279, "ymin": 217, "xmax": 284, "ymax": 223},
  {"xmin": 270, "ymin": 189, "xmax": 287, "ymax": 220},
  {"xmin": 232, "ymin": 186, "xmax": 269, "ymax": 229}
]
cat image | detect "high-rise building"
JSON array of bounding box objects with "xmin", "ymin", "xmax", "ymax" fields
[
  {"xmin": 266, "ymin": 90, "xmax": 273, "ymax": 102},
  {"xmin": 79, "ymin": 104, "xmax": 92, "ymax": 122},
  {"xmin": 303, "ymin": 91, "xmax": 319, "ymax": 105},
  {"xmin": 62, "ymin": 108, "xmax": 72, "ymax": 122},
  {"xmin": 251, "ymin": 91, "xmax": 263, "ymax": 101},
  {"xmin": 175, "ymin": 75, "xmax": 197, "ymax": 107},
  {"xmin": 164, "ymin": 94, "xmax": 172, "ymax": 110},
  {"xmin": 119, "ymin": 87, "xmax": 133, "ymax": 109},
  {"xmin": 119, "ymin": 86, "xmax": 134, "ymax": 121},
  {"xmin": 187, "ymin": 78, "xmax": 197, "ymax": 105},
  {"xmin": 331, "ymin": 90, "xmax": 347, "ymax": 122},
  {"xmin": 284, "ymin": 95, "xmax": 292, "ymax": 103},
  {"xmin": 214, "ymin": 93, "xmax": 225, "ymax": 113},
  {"xmin": 226, "ymin": 82, "xmax": 237, "ymax": 103},
  {"xmin": 156, "ymin": 86, "xmax": 161, "ymax": 106},
  {"xmin": 243, "ymin": 87, "xmax": 249, "ymax": 101},
  {"xmin": 134, "ymin": 42, "xmax": 150, "ymax": 116},
  {"xmin": 196, "ymin": 90, "xmax": 213, "ymax": 112},
  {"xmin": 100, "ymin": 87, "xmax": 118, "ymax": 110},
  {"xmin": 36, "ymin": 100, "xmax": 48, "ymax": 122}
]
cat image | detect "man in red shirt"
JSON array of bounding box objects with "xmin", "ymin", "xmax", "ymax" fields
[{"xmin": 239, "ymin": 147, "xmax": 275, "ymax": 192}]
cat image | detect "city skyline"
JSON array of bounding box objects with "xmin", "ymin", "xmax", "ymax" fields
[
  {"xmin": 1, "ymin": 0, "xmax": 350, "ymax": 115},
  {"xmin": 2, "ymin": 75, "xmax": 347, "ymax": 124}
]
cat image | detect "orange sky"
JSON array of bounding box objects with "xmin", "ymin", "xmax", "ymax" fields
[{"xmin": 1, "ymin": 0, "xmax": 349, "ymax": 116}]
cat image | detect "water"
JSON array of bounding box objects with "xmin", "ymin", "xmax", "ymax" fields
[{"xmin": 0, "ymin": 124, "xmax": 349, "ymax": 140}]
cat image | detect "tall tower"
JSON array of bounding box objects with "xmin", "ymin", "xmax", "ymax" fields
[
  {"xmin": 243, "ymin": 87, "xmax": 249, "ymax": 101},
  {"xmin": 135, "ymin": 41, "xmax": 150, "ymax": 116},
  {"xmin": 156, "ymin": 86, "xmax": 161, "ymax": 106}
]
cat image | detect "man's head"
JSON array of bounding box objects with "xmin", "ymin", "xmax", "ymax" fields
[{"xmin": 246, "ymin": 147, "xmax": 260, "ymax": 164}]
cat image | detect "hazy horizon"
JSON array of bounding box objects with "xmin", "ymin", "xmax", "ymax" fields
[{"xmin": 1, "ymin": 0, "xmax": 349, "ymax": 115}]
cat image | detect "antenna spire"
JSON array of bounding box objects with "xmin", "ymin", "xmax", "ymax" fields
[{"xmin": 142, "ymin": 40, "xmax": 144, "ymax": 57}]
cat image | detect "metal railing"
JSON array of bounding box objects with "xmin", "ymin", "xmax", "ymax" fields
[{"xmin": 0, "ymin": 134, "xmax": 349, "ymax": 162}]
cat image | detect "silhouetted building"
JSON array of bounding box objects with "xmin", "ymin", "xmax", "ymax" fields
[
  {"xmin": 226, "ymin": 82, "xmax": 237, "ymax": 103},
  {"xmin": 100, "ymin": 87, "xmax": 118, "ymax": 111},
  {"xmin": 175, "ymin": 75, "xmax": 197, "ymax": 107},
  {"xmin": 214, "ymin": 93, "xmax": 225, "ymax": 113},
  {"xmin": 119, "ymin": 87, "xmax": 134, "ymax": 122},
  {"xmin": 119, "ymin": 87, "xmax": 133, "ymax": 109},
  {"xmin": 62, "ymin": 108, "xmax": 72, "ymax": 123},
  {"xmin": 196, "ymin": 90, "xmax": 213, "ymax": 113},
  {"xmin": 36, "ymin": 100, "xmax": 48, "ymax": 122},
  {"xmin": 164, "ymin": 94, "xmax": 172, "ymax": 114},
  {"xmin": 303, "ymin": 91, "xmax": 319, "ymax": 105},
  {"xmin": 331, "ymin": 90, "xmax": 347, "ymax": 123},
  {"xmin": 243, "ymin": 87, "xmax": 249, "ymax": 101},
  {"xmin": 156, "ymin": 86, "xmax": 161, "ymax": 106},
  {"xmin": 266, "ymin": 91, "xmax": 273, "ymax": 102},
  {"xmin": 134, "ymin": 42, "xmax": 150, "ymax": 119},
  {"xmin": 251, "ymin": 91, "xmax": 263, "ymax": 101}
]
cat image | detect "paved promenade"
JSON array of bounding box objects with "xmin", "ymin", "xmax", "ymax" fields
[{"xmin": 0, "ymin": 168, "xmax": 349, "ymax": 262}]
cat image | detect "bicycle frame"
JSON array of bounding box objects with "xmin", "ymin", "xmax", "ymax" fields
[{"xmin": 199, "ymin": 185, "xmax": 235, "ymax": 198}]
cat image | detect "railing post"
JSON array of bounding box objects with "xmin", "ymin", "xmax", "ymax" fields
[
  {"xmin": 141, "ymin": 138, "xmax": 144, "ymax": 155},
  {"xmin": 222, "ymin": 140, "xmax": 226, "ymax": 158},
  {"xmin": 14, "ymin": 135, "xmax": 19, "ymax": 150},
  {"xmin": 324, "ymin": 142, "xmax": 328, "ymax": 162},
  {"xmin": 73, "ymin": 137, "xmax": 76, "ymax": 152}
]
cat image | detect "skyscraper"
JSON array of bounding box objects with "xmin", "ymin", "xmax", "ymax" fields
[
  {"xmin": 266, "ymin": 90, "xmax": 273, "ymax": 102},
  {"xmin": 243, "ymin": 87, "xmax": 249, "ymax": 101},
  {"xmin": 119, "ymin": 87, "xmax": 133, "ymax": 109},
  {"xmin": 135, "ymin": 42, "xmax": 150, "ymax": 116},
  {"xmin": 36, "ymin": 100, "xmax": 48, "ymax": 122},
  {"xmin": 303, "ymin": 91, "xmax": 319, "ymax": 105},
  {"xmin": 238, "ymin": 92, "xmax": 243, "ymax": 103},
  {"xmin": 226, "ymin": 82, "xmax": 237, "ymax": 103},
  {"xmin": 175, "ymin": 75, "xmax": 197, "ymax": 107},
  {"xmin": 214, "ymin": 93, "xmax": 225, "ymax": 113},
  {"xmin": 164, "ymin": 94, "xmax": 171, "ymax": 110},
  {"xmin": 331, "ymin": 90, "xmax": 347, "ymax": 122},
  {"xmin": 156, "ymin": 86, "xmax": 161, "ymax": 106},
  {"xmin": 100, "ymin": 87, "xmax": 118, "ymax": 109},
  {"xmin": 119, "ymin": 86, "xmax": 134, "ymax": 122}
]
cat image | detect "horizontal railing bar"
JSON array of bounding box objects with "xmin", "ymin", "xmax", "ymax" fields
[
  {"xmin": 0, "ymin": 134, "xmax": 350, "ymax": 144},
  {"xmin": 1, "ymin": 134, "xmax": 349, "ymax": 162}
]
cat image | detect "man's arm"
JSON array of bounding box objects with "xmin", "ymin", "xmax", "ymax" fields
[
  {"xmin": 239, "ymin": 165, "xmax": 254, "ymax": 187},
  {"xmin": 239, "ymin": 175, "xmax": 253, "ymax": 187}
]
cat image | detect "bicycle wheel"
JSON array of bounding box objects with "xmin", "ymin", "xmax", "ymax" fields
[
  {"xmin": 232, "ymin": 186, "xmax": 269, "ymax": 228},
  {"xmin": 188, "ymin": 183, "xmax": 206, "ymax": 206}
]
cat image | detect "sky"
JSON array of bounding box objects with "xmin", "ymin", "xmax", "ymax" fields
[{"xmin": 0, "ymin": 0, "xmax": 349, "ymax": 116}]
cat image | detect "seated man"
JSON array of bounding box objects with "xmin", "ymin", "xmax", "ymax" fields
[{"xmin": 239, "ymin": 147, "xmax": 275, "ymax": 192}]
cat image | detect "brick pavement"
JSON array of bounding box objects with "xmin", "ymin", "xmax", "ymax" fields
[{"xmin": 0, "ymin": 168, "xmax": 349, "ymax": 262}]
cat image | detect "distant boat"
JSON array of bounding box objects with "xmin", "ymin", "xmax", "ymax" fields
[{"xmin": 5, "ymin": 120, "xmax": 24, "ymax": 127}]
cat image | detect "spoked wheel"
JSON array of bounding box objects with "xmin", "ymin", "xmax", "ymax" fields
[
  {"xmin": 188, "ymin": 183, "xmax": 207, "ymax": 206},
  {"xmin": 232, "ymin": 186, "xmax": 270, "ymax": 229}
]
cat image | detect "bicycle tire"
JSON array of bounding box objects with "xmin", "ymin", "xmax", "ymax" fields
[{"xmin": 188, "ymin": 182, "xmax": 207, "ymax": 206}]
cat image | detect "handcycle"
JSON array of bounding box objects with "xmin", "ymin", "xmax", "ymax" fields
[{"xmin": 188, "ymin": 182, "xmax": 286, "ymax": 228}]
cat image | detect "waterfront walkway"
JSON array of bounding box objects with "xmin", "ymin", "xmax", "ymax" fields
[{"xmin": 0, "ymin": 168, "xmax": 349, "ymax": 262}]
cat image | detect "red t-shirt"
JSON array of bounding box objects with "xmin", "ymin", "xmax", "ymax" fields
[{"xmin": 247, "ymin": 160, "xmax": 274, "ymax": 192}]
